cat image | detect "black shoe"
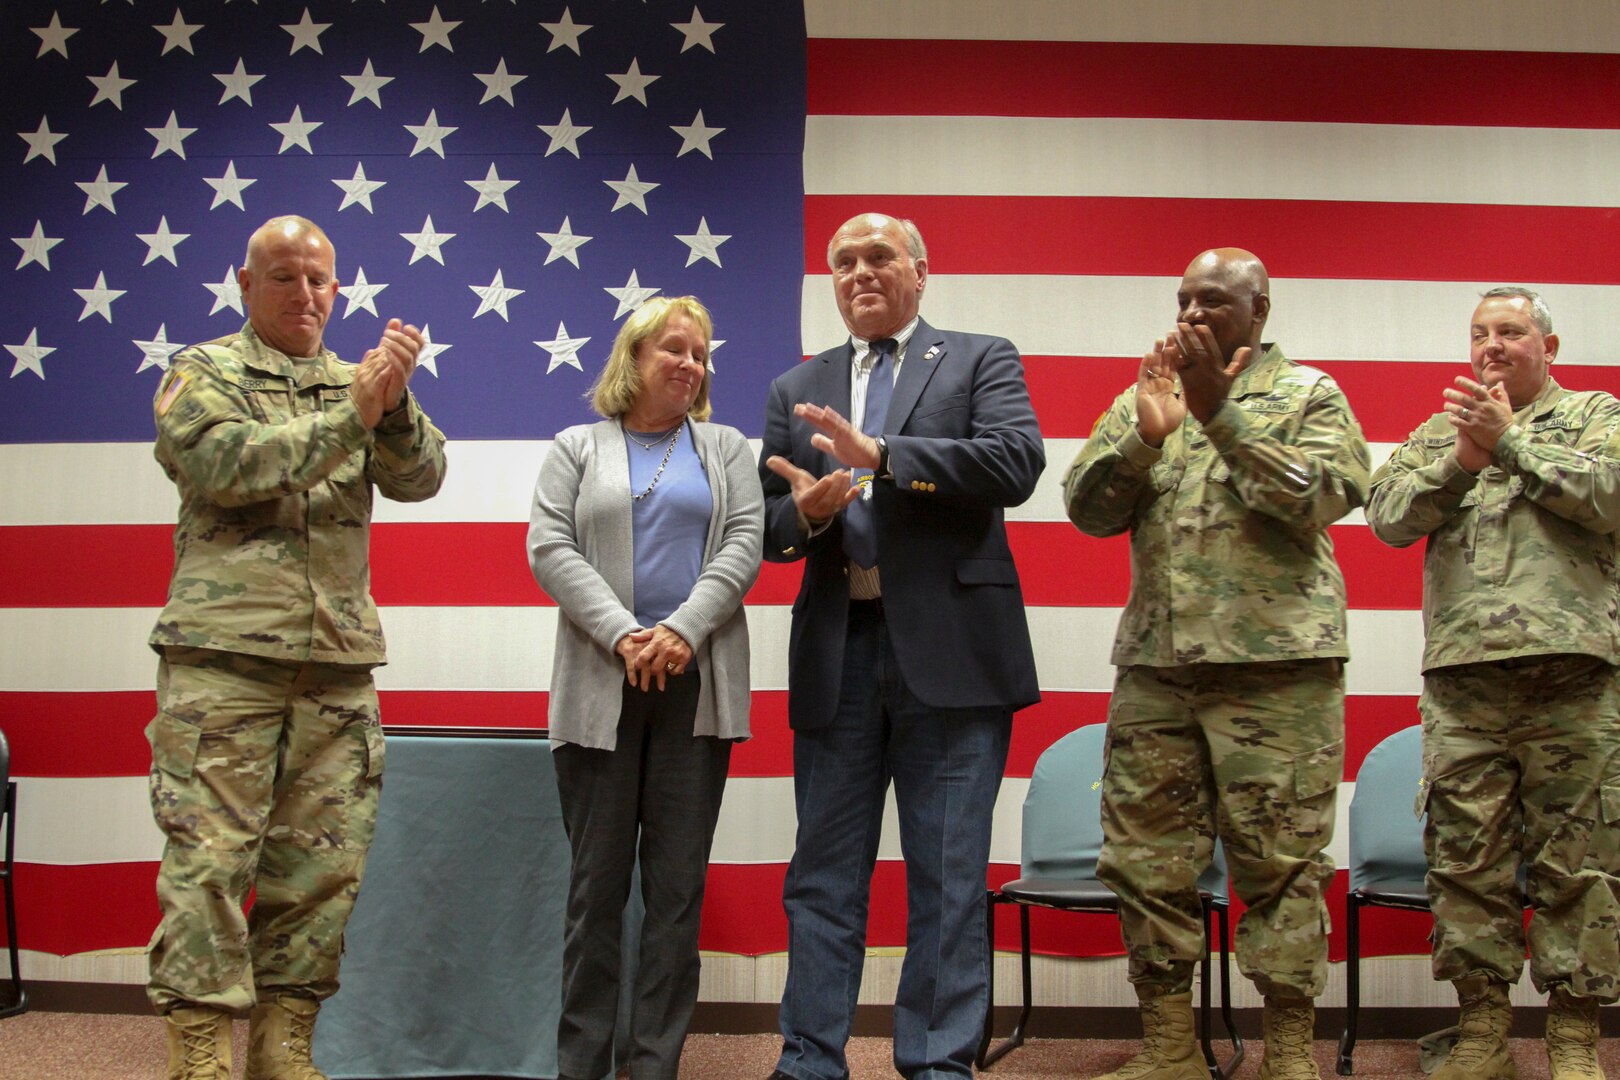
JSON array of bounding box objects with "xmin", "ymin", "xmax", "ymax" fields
[{"xmin": 767, "ymin": 1072, "xmax": 796, "ymax": 1080}]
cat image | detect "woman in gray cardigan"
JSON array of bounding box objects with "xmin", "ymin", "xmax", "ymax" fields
[{"xmin": 527, "ymin": 296, "xmax": 763, "ymax": 1080}]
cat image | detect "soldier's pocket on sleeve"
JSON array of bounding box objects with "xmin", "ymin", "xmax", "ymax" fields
[{"xmin": 147, "ymin": 711, "xmax": 203, "ymax": 780}]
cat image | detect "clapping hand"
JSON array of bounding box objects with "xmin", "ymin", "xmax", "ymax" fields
[{"xmin": 351, "ymin": 319, "xmax": 424, "ymax": 427}]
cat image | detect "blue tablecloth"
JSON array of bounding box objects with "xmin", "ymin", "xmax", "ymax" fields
[{"xmin": 315, "ymin": 734, "xmax": 640, "ymax": 1080}]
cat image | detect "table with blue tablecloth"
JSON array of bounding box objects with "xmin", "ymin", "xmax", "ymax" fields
[{"xmin": 315, "ymin": 732, "xmax": 641, "ymax": 1080}]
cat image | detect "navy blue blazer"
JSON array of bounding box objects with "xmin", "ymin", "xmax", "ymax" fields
[{"xmin": 759, "ymin": 318, "xmax": 1044, "ymax": 730}]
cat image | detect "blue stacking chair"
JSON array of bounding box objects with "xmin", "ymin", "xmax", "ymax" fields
[
  {"xmin": 1335, "ymin": 725, "xmax": 1427, "ymax": 1075},
  {"xmin": 978, "ymin": 724, "xmax": 1242, "ymax": 1077}
]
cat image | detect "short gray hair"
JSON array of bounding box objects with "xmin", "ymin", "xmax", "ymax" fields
[
  {"xmin": 1481, "ymin": 286, "xmax": 1553, "ymax": 336},
  {"xmin": 825, "ymin": 214, "xmax": 928, "ymax": 269},
  {"xmin": 894, "ymin": 217, "xmax": 927, "ymax": 261}
]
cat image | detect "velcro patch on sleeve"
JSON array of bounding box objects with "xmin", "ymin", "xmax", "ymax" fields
[{"xmin": 156, "ymin": 370, "xmax": 190, "ymax": 415}]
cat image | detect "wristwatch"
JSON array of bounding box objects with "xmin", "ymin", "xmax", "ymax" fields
[{"xmin": 875, "ymin": 435, "xmax": 892, "ymax": 480}]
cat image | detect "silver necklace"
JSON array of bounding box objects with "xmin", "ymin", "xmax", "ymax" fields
[
  {"xmin": 632, "ymin": 424, "xmax": 682, "ymax": 501},
  {"xmin": 626, "ymin": 424, "xmax": 679, "ymax": 450}
]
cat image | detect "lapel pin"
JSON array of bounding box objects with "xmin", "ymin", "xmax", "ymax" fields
[{"xmin": 923, "ymin": 345, "xmax": 939, "ymax": 361}]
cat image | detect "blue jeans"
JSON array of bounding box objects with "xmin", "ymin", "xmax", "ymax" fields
[{"xmin": 775, "ymin": 603, "xmax": 1012, "ymax": 1080}]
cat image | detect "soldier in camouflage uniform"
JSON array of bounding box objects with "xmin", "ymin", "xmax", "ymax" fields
[
  {"xmin": 1064, "ymin": 249, "xmax": 1369, "ymax": 1080},
  {"xmin": 145, "ymin": 216, "xmax": 447, "ymax": 1080},
  {"xmin": 1366, "ymin": 288, "xmax": 1620, "ymax": 1080}
]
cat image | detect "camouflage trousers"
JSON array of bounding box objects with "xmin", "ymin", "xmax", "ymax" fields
[
  {"xmin": 1420, "ymin": 653, "xmax": 1620, "ymax": 1000},
  {"xmin": 145, "ymin": 646, "xmax": 385, "ymax": 1014},
  {"xmin": 1099, "ymin": 660, "xmax": 1344, "ymax": 1000}
]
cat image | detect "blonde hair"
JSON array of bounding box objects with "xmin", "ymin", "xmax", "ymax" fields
[{"xmin": 588, "ymin": 296, "xmax": 715, "ymax": 421}]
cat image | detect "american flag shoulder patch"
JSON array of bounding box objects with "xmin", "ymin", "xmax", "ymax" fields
[{"xmin": 156, "ymin": 371, "xmax": 190, "ymax": 416}]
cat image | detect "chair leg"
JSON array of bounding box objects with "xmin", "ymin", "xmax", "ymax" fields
[
  {"xmin": 978, "ymin": 899, "xmax": 1031, "ymax": 1069},
  {"xmin": 1199, "ymin": 899, "xmax": 1216, "ymax": 1075},
  {"xmin": 0, "ymin": 782, "xmax": 27, "ymax": 1020},
  {"xmin": 1212, "ymin": 903, "xmax": 1242, "ymax": 1079},
  {"xmin": 1335, "ymin": 895, "xmax": 1362, "ymax": 1075}
]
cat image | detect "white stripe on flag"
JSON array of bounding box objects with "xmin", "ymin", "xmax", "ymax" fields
[
  {"xmin": 0, "ymin": 605, "xmax": 1427, "ymax": 696},
  {"xmin": 16, "ymin": 772, "xmax": 1361, "ymax": 872},
  {"xmin": 804, "ymin": 0, "xmax": 1620, "ymax": 52},
  {"xmin": 0, "ymin": 439, "xmax": 1409, "ymax": 527},
  {"xmin": 805, "ymin": 116, "xmax": 1620, "ymax": 207},
  {"xmin": 801, "ymin": 276, "xmax": 1620, "ymax": 364}
]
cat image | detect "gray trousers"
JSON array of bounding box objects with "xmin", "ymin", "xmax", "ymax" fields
[{"xmin": 553, "ymin": 672, "xmax": 732, "ymax": 1080}]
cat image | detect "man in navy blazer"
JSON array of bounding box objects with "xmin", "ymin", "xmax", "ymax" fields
[{"xmin": 759, "ymin": 213, "xmax": 1043, "ymax": 1080}]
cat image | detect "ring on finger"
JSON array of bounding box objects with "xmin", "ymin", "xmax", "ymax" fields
[{"xmin": 665, "ymin": 661, "xmax": 677, "ymax": 673}]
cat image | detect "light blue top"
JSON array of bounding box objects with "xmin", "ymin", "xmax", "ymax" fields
[
  {"xmin": 528, "ymin": 419, "xmax": 764, "ymax": 750},
  {"xmin": 626, "ymin": 422, "xmax": 712, "ymax": 627}
]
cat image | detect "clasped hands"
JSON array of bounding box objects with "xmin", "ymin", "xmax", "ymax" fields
[
  {"xmin": 1135, "ymin": 323, "xmax": 1251, "ymax": 447},
  {"xmin": 764, "ymin": 402, "xmax": 880, "ymax": 523},
  {"xmin": 616, "ymin": 624, "xmax": 694, "ymax": 692},
  {"xmin": 351, "ymin": 318, "xmax": 425, "ymax": 428},
  {"xmin": 1443, "ymin": 376, "xmax": 1511, "ymax": 473}
]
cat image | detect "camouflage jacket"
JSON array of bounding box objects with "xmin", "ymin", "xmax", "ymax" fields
[
  {"xmin": 149, "ymin": 323, "xmax": 447, "ymax": 665},
  {"xmin": 1366, "ymin": 377, "xmax": 1620, "ymax": 673},
  {"xmin": 1063, "ymin": 345, "xmax": 1370, "ymax": 667}
]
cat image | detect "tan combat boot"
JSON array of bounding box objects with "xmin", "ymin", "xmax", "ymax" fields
[
  {"xmin": 163, "ymin": 1005, "xmax": 232, "ymax": 1080},
  {"xmin": 245, "ymin": 993, "xmax": 328, "ymax": 1080},
  {"xmin": 1093, "ymin": 990, "xmax": 1207, "ymax": 1080},
  {"xmin": 1546, "ymin": 986, "xmax": 1605, "ymax": 1080},
  {"xmin": 1432, "ymin": 975, "xmax": 1517, "ymax": 1080},
  {"xmin": 1259, "ymin": 996, "xmax": 1319, "ymax": 1080}
]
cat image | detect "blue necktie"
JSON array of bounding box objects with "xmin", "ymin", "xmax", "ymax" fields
[{"xmin": 842, "ymin": 337, "xmax": 895, "ymax": 568}]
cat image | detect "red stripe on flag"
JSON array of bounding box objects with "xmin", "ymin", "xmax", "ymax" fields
[
  {"xmin": 375, "ymin": 689, "xmax": 547, "ymax": 731},
  {"xmin": 3, "ymin": 691, "xmax": 156, "ymax": 778},
  {"xmin": 1010, "ymin": 521, "xmax": 1425, "ymax": 609},
  {"xmin": 7, "ymin": 860, "xmax": 1435, "ymax": 960},
  {"xmin": 1003, "ymin": 694, "xmax": 1420, "ymax": 785},
  {"xmin": 0, "ymin": 525, "xmax": 801, "ymax": 608},
  {"xmin": 698, "ymin": 863, "xmax": 1433, "ymax": 960},
  {"xmin": 0, "ymin": 690, "xmax": 559, "ymax": 778},
  {"xmin": 7, "ymin": 862, "xmax": 160, "ymax": 956},
  {"xmin": 0, "ymin": 521, "xmax": 1425, "ymax": 609},
  {"xmin": 15, "ymin": 859, "xmax": 1435, "ymax": 960},
  {"xmin": 805, "ymin": 196, "xmax": 1620, "ymax": 285},
  {"xmin": 0, "ymin": 525, "xmax": 176, "ymax": 609},
  {"xmin": 370, "ymin": 521, "xmax": 535, "ymax": 606},
  {"xmin": 1322, "ymin": 361, "xmax": 1620, "ymax": 442},
  {"xmin": 807, "ymin": 40, "xmax": 1620, "ymax": 129},
  {"xmin": 1029, "ymin": 357, "xmax": 1620, "ymax": 441},
  {"xmin": 4, "ymin": 690, "xmax": 1419, "ymax": 782}
]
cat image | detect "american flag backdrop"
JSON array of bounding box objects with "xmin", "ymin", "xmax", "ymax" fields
[{"xmin": 4, "ymin": 0, "xmax": 1620, "ymax": 988}]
